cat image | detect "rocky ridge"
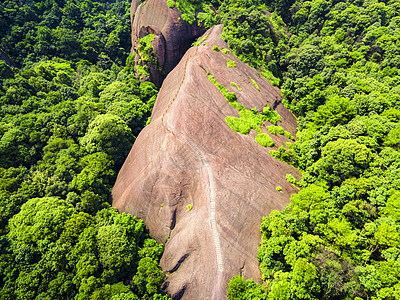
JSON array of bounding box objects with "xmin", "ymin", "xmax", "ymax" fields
[
  {"xmin": 112, "ymin": 25, "xmax": 299, "ymax": 299},
  {"xmin": 130, "ymin": 0, "xmax": 206, "ymax": 86}
]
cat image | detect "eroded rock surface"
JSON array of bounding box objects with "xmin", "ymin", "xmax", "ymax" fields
[
  {"xmin": 112, "ymin": 25, "xmax": 299, "ymax": 299},
  {"xmin": 130, "ymin": 0, "xmax": 206, "ymax": 86}
]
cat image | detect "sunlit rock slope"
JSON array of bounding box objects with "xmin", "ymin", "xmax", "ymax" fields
[{"xmin": 112, "ymin": 25, "xmax": 299, "ymax": 299}]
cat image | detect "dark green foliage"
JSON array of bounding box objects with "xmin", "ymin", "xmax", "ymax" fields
[
  {"xmin": 0, "ymin": 58, "xmax": 163, "ymax": 299},
  {"xmin": 0, "ymin": 0, "xmax": 132, "ymax": 68},
  {"xmin": 2, "ymin": 198, "xmax": 166, "ymax": 299}
]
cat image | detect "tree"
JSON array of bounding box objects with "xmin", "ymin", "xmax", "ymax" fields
[{"xmin": 80, "ymin": 114, "xmax": 134, "ymax": 167}]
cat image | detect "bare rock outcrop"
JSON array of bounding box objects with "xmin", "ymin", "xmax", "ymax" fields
[
  {"xmin": 112, "ymin": 25, "xmax": 299, "ymax": 299},
  {"xmin": 130, "ymin": 0, "xmax": 206, "ymax": 86}
]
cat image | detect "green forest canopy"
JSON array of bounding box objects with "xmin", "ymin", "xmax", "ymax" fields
[
  {"xmin": 217, "ymin": 0, "xmax": 400, "ymax": 299},
  {"xmin": 0, "ymin": 0, "xmax": 166, "ymax": 299},
  {"xmin": 1, "ymin": 0, "xmax": 400, "ymax": 299}
]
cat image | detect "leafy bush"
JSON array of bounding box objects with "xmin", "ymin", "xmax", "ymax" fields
[
  {"xmin": 167, "ymin": 0, "xmax": 176, "ymax": 8},
  {"xmin": 212, "ymin": 45, "xmax": 221, "ymax": 51},
  {"xmin": 267, "ymin": 125, "xmax": 284, "ymax": 135},
  {"xmin": 227, "ymin": 59, "xmax": 236, "ymax": 68},
  {"xmin": 225, "ymin": 117, "xmax": 252, "ymax": 134},
  {"xmin": 255, "ymin": 133, "xmax": 274, "ymax": 147}
]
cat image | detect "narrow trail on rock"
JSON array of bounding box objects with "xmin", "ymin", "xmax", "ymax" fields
[{"xmin": 160, "ymin": 46, "xmax": 224, "ymax": 295}]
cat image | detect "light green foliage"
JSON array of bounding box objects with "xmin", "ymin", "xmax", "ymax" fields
[
  {"xmin": 251, "ymin": 78, "xmax": 260, "ymax": 91},
  {"xmin": 192, "ymin": 34, "xmax": 208, "ymax": 46},
  {"xmin": 284, "ymin": 131, "xmax": 294, "ymax": 140},
  {"xmin": 221, "ymin": 48, "xmax": 229, "ymax": 54},
  {"xmin": 238, "ymin": 109, "xmax": 270, "ymax": 133},
  {"xmin": 226, "ymin": 109, "xmax": 264, "ymax": 134},
  {"xmin": 208, "ymin": 74, "xmax": 282, "ymax": 137},
  {"xmin": 212, "ymin": 45, "xmax": 221, "ymax": 51},
  {"xmin": 187, "ymin": 204, "xmax": 192, "ymax": 211},
  {"xmin": 311, "ymin": 139, "xmax": 372, "ymax": 187},
  {"xmin": 285, "ymin": 174, "xmax": 300, "ymax": 187},
  {"xmin": 145, "ymin": 117, "xmax": 152, "ymax": 126},
  {"xmin": 136, "ymin": 34, "xmax": 157, "ymax": 79},
  {"xmin": 225, "ymin": 117, "xmax": 252, "ymax": 134},
  {"xmin": 197, "ymin": 4, "xmax": 217, "ymax": 28},
  {"xmin": 384, "ymin": 124, "xmax": 400, "ymax": 150},
  {"xmin": 9, "ymin": 197, "xmax": 74, "ymax": 249},
  {"xmin": 230, "ymin": 82, "xmax": 242, "ymax": 91},
  {"xmin": 255, "ymin": 133, "xmax": 274, "ymax": 147},
  {"xmin": 227, "ymin": 276, "xmax": 268, "ymax": 299},
  {"xmin": 135, "ymin": 64, "xmax": 149, "ymax": 78},
  {"xmin": 262, "ymin": 105, "xmax": 282, "ymax": 125},
  {"xmin": 173, "ymin": 0, "xmax": 215, "ymax": 26},
  {"xmin": 138, "ymin": 35, "xmax": 156, "ymax": 60},
  {"xmin": 276, "ymin": 186, "xmax": 282, "ymax": 191},
  {"xmin": 313, "ymin": 96, "xmax": 355, "ymax": 128},
  {"xmin": 133, "ymin": 257, "xmax": 165, "ymax": 296},
  {"xmin": 267, "ymin": 125, "xmax": 284, "ymax": 135},
  {"xmin": 80, "ymin": 114, "xmax": 134, "ymax": 168},
  {"xmin": 227, "ymin": 59, "xmax": 236, "ymax": 68},
  {"xmin": 167, "ymin": 0, "xmax": 175, "ymax": 8},
  {"xmin": 261, "ymin": 69, "xmax": 281, "ymax": 86}
]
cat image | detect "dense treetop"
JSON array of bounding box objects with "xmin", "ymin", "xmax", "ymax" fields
[
  {"xmin": 0, "ymin": 0, "xmax": 131, "ymax": 68},
  {"xmin": 0, "ymin": 0, "xmax": 165, "ymax": 299},
  {"xmin": 221, "ymin": 0, "xmax": 400, "ymax": 298}
]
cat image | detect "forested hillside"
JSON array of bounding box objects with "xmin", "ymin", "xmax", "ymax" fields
[
  {"xmin": 219, "ymin": 0, "xmax": 400, "ymax": 298},
  {"xmin": 2, "ymin": 0, "xmax": 400, "ymax": 298},
  {"xmin": 0, "ymin": 1, "xmax": 168, "ymax": 299}
]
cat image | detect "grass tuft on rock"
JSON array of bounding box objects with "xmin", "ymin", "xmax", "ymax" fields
[{"xmin": 227, "ymin": 59, "xmax": 236, "ymax": 68}]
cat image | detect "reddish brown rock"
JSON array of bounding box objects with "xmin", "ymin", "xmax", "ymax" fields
[
  {"xmin": 130, "ymin": 0, "xmax": 206, "ymax": 86},
  {"xmin": 112, "ymin": 25, "xmax": 300, "ymax": 299}
]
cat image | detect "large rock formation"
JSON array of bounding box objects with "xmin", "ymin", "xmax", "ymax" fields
[
  {"xmin": 112, "ymin": 25, "xmax": 299, "ymax": 299},
  {"xmin": 130, "ymin": 0, "xmax": 206, "ymax": 86}
]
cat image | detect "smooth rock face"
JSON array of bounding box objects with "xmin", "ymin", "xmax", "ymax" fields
[
  {"xmin": 112, "ymin": 25, "xmax": 299, "ymax": 299},
  {"xmin": 130, "ymin": 0, "xmax": 206, "ymax": 86}
]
